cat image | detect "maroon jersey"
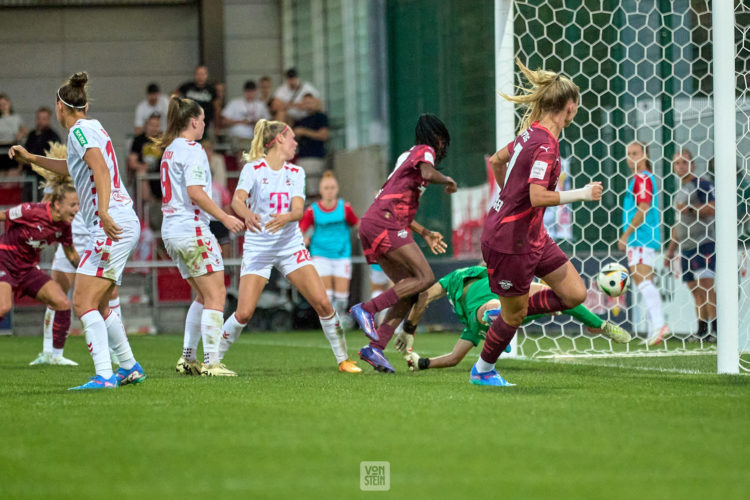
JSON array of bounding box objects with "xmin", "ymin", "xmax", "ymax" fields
[
  {"xmin": 481, "ymin": 122, "xmax": 561, "ymax": 254},
  {"xmin": 361, "ymin": 145, "xmax": 436, "ymax": 229},
  {"xmin": 0, "ymin": 203, "xmax": 73, "ymax": 272}
]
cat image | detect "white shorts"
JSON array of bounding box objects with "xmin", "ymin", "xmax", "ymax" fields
[
  {"xmin": 164, "ymin": 233, "xmax": 223, "ymax": 279},
  {"xmin": 312, "ymin": 256, "xmax": 351, "ymax": 279},
  {"xmin": 51, "ymin": 233, "xmax": 90, "ymax": 273},
  {"xmin": 370, "ymin": 267, "xmax": 389, "ymax": 286},
  {"xmin": 77, "ymin": 219, "xmax": 140, "ymax": 286},
  {"xmin": 626, "ymin": 246, "xmax": 657, "ymax": 268},
  {"xmin": 241, "ymin": 247, "xmax": 313, "ymax": 280}
]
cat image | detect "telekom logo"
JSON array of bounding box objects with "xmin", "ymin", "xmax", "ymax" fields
[{"xmin": 270, "ymin": 192, "xmax": 290, "ymax": 213}]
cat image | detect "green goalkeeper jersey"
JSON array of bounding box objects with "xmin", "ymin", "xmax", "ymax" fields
[{"xmin": 438, "ymin": 266, "xmax": 498, "ymax": 346}]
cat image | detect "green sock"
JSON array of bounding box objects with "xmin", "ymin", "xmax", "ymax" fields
[{"xmin": 563, "ymin": 304, "xmax": 603, "ymax": 329}]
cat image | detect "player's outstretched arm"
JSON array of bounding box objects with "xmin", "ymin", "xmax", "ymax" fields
[
  {"xmin": 419, "ymin": 162, "xmax": 457, "ymax": 193},
  {"xmin": 187, "ymin": 185, "xmax": 244, "ymax": 233},
  {"xmin": 9, "ymin": 145, "xmax": 69, "ymax": 176},
  {"xmin": 408, "ymin": 220, "xmax": 447, "ymax": 254}
]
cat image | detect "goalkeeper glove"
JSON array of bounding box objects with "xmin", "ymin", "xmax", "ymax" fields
[
  {"xmin": 405, "ymin": 351, "xmax": 421, "ymax": 371},
  {"xmin": 394, "ymin": 331, "xmax": 414, "ymax": 354}
]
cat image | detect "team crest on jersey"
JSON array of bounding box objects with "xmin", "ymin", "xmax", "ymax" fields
[
  {"xmin": 262, "ymin": 178, "xmax": 269, "ymax": 184},
  {"xmin": 498, "ymin": 280, "xmax": 513, "ymax": 290},
  {"xmin": 25, "ymin": 238, "xmax": 43, "ymax": 249},
  {"xmin": 286, "ymin": 179, "xmax": 291, "ymax": 186},
  {"xmin": 397, "ymin": 229, "xmax": 408, "ymax": 238},
  {"xmin": 55, "ymin": 232, "xmax": 62, "ymax": 238}
]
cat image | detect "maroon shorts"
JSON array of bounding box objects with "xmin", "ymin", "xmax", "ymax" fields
[
  {"xmin": 0, "ymin": 262, "xmax": 52, "ymax": 300},
  {"xmin": 482, "ymin": 235, "xmax": 569, "ymax": 296},
  {"xmin": 359, "ymin": 219, "xmax": 415, "ymax": 264}
]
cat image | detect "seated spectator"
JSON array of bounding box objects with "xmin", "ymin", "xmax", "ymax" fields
[
  {"xmin": 259, "ymin": 76, "xmax": 277, "ymax": 119},
  {"xmin": 221, "ymin": 80, "xmax": 270, "ymax": 154},
  {"xmin": 23, "ymin": 106, "xmax": 61, "ymax": 200},
  {"xmin": 293, "ymin": 93, "xmax": 329, "ymax": 198},
  {"xmin": 214, "ymin": 81, "xmax": 227, "ymax": 141},
  {"xmin": 134, "ymin": 83, "xmax": 169, "ymax": 135},
  {"xmin": 128, "ymin": 113, "xmax": 163, "ymax": 226},
  {"xmin": 273, "ymin": 68, "xmax": 321, "ymax": 124},
  {"xmin": 177, "ymin": 65, "xmax": 219, "ymax": 133},
  {"xmin": 0, "ymin": 93, "xmax": 28, "ymax": 176}
]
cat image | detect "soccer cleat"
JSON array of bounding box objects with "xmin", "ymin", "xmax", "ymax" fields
[
  {"xmin": 470, "ymin": 364, "xmax": 515, "ymax": 387},
  {"xmin": 600, "ymin": 320, "xmax": 632, "ymax": 344},
  {"xmin": 201, "ymin": 362, "xmax": 238, "ymax": 377},
  {"xmin": 349, "ymin": 303, "xmax": 379, "ymax": 341},
  {"xmin": 115, "ymin": 362, "xmax": 147, "ymax": 386},
  {"xmin": 176, "ymin": 357, "xmax": 202, "ymax": 376},
  {"xmin": 68, "ymin": 374, "xmax": 118, "ymax": 391},
  {"xmin": 358, "ymin": 345, "xmax": 394, "ymax": 373},
  {"xmin": 483, "ymin": 308, "xmax": 501, "ymax": 325},
  {"xmin": 29, "ymin": 352, "xmax": 53, "ymax": 366},
  {"xmin": 338, "ymin": 359, "xmax": 362, "ymax": 373},
  {"xmin": 51, "ymin": 355, "xmax": 78, "ymax": 366},
  {"xmin": 646, "ymin": 325, "xmax": 670, "ymax": 346}
]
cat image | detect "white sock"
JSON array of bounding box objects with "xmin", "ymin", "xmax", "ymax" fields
[
  {"xmin": 637, "ymin": 280, "xmax": 665, "ymax": 334},
  {"xmin": 333, "ymin": 291, "xmax": 349, "ymax": 318},
  {"xmin": 108, "ymin": 296, "xmax": 121, "ymax": 319},
  {"xmin": 219, "ymin": 313, "xmax": 246, "ymax": 361},
  {"xmin": 43, "ymin": 307, "xmax": 54, "ymax": 353},
  {"xmin": 320, "ymin": 312, "xmax": 348, "ymax": 363},
  {"xmin": 104, "ymin": 311, "xmax": 136, "ymax": 370},
  {"xmin": 201, "ymin": 308, "xmax": 224, "ymax": 365},
  {"xmin": 183, "ymin": 301, "xmax": 203, "ymax": 361},
  {"xmin": 475, "ymin": 357, "xmax": 495, "ymax": 373},
  {"xmin": 81, "ymin": 310, "xmax": 113, "ymax": 378},
  {"xmin": 52, "ymin": 347, "xmax": 63, "ymax": 357},
  {"xmin": 326, "ymin": 289, "xmax": 335, "ymax": 304}
]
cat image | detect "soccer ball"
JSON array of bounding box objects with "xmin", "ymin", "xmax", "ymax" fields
[{"xmin": 596, "ymin": 263, "xmax": 630, "ymax": 297}]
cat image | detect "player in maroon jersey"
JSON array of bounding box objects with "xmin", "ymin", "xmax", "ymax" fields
[
  {"xmin": 472, "ymin": 59, "xmax": 603, "ymax": 386},
  {"xmin": 0, "ymin": 184, "xmax": 80, "ymax": 326},
  {"xmin": 351, "ymin": 114, "xmax": 457, "ymax": 372}
]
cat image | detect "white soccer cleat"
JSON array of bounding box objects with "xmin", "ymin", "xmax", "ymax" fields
[
  {"xmin": 176, "ymin": 357, "xmax": 202, "ymax": 376},
  {"xmin": 600, "ymin": 320, "xmax": 632, "ymax": 344},
  {"xmin": 51, "ymin": 355, "xmax": 78, "ymax": 366},
  {"xmin": 201, "ymin": 362, "xmax": 238, "ymax": 377},
  {"xmin": 29, "ymin": 352, "xmax": 53, "ymax": 366},
  {"xmin": 646, "ymin": 325, "xmax": 670, "ymax": 346}
]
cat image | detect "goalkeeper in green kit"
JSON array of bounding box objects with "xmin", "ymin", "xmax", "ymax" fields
[{"xmin": 394, "ymin": 265, "xmax": 631, "ymax": 370}]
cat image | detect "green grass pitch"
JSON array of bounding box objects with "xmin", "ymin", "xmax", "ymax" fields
[{"xmin": 1, "ymin": 332, "xmax": 748, "ymax": 499}]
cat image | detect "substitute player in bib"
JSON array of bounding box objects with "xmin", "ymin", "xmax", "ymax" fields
[
  {"xmin": 157, "ymin": 96, "xmax": 244, "ymax": 377},
  {"xmin": 299, "ymin": 171, "xmax": 359, "ymax": 323},
  {"xmin": 618, "ymin": 141, "xmax": 669, "ymax": 346},
  {"xmin": 474, "ymin": 59, "xmax": 602, "ymax": 387},
  {"xmin": 218, "ymin": 119, "xmax": 361, "ymax": 373},
  {"xmin": 350, "ymin": 113, "xmax": 456, "ymax": 373},
  {"xmin": 10, "ymin": 72, "xmax": 145, "ymax": 390},
  {"xmin": 393, "ymin": 265, "xmax": 631, "ymax": 371}
]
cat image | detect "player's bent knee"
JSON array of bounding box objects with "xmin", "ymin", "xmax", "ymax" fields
[
  {"xmin": 52, "ymin": 296, "xmax": 71, "ymax": 312},
  {"xmin": 0, "ymin": 304, "xmax": 10, "ymax": 319}
]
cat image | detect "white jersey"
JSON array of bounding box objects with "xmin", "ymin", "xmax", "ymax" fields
[
  {"xmin": 71, "ymin": 210, "xmax": 88, "ymax": 237},
  {"xmin": 236, "ymin": 158, "xmax": 306, "ymax": 254},
  {"xmin": 66, "ymin": 118, "xmax": 137, "ymax": 231},
  {"xmin": 161, "ymin": 138, "xmax": 213, "ymax": 239}
]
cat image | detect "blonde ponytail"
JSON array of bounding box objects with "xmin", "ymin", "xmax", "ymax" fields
[{"xmin": 242, "ymin": 119, "xmax": 289, "ymax": 163}]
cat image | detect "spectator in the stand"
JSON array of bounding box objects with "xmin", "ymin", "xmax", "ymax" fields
[
  {"xmin": 293, "ymin": 93, "xmax": 329, "ymax": 198},
  {"xmin": 221, "ymin": 80, "xmax": 270, "ymax": 154},
  {"xmin": 213, "ymin": 82, "xmax": 227, "ymax": 141},
  {"xmin": 273, "ymin": 68, "xmax": 321, "ymax": 124},
  {"xmin": 128, "ymin": 113, "xmax": 163, "ymax": 226},
  {"xmin": 177, "ymin": 65, "xmax": 219, "ymax": 133},
  {"xmin": 23, "ymin": 107, "xmax": 61, "ymax": 200},
  {"xmin": 665, "ymin": 149, "xmax": 716, "ymax": 341},
  {"xmin": 0, "ymin": 93, "xmax": 28, "ymax": 176},
  {"xmin": 203, "ymin": 139, "xmax": 233, "ymax": 257},
  {"xmin": 259, "ymin": 76, "xmax": 277, "ymax": 119},
  {"xmin": 134, "ymin": 83, "xmax": 169, "ymax": 135}
]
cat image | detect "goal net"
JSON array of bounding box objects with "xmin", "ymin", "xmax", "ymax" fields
[{"xmin": 504, "ymin": 1, "xmax": 749, "ymax": 364}]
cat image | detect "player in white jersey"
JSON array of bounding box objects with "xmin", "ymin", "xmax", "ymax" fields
[
  {"xmin": 155, "ymin": 96, "xmax": 244, "ymax": 377},
  {"xmin": 218, "ymin": 119, "xmax": 361, "ymax": 373},
  {"xmin": 10, "ymin": 72, "xmax": 145, "ymax": 390}
]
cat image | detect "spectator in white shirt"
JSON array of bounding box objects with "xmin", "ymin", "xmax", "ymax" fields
[
  {"xmin": 221, "ymin": 80, "xmax": 270, "ymax": 153},
  {"xmin": 134, "ymin": 83, "xmax": 169, "ymax": 135},
  {"xmin": 273, "ymin": 68, "xmax": 321, "ymax": 124}
]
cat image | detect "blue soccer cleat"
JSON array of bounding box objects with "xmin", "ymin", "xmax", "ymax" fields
[
  {"xmin": 483, "ymin": 307, "xmax": 502, "ymax": 325},
  {"xmin": 115, "ymin": 362, "xmax": 147, "ymax": 386},
  {"xmin": 68, "ymin": 374, "xmax": 118, "ymax": 391},
  {"xmin": 358, "ymin": 345, "xmax": 394, "ymax": 373},
  {"xmin": 470, "ymin": 363, "xmax": 515, "ymax": 387},
  {"xmin": 350, "ymin": 303, "xmax": 379, "ymax": 341}
]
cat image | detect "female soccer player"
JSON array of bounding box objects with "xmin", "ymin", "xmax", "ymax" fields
[
  {"xmin": 618, "ymin": 141, "xmax": 669, "ymax": 346},
  {"xmin": 157, "ymin": 96, "xmax": 244, "ymax": 377},
  {"xmin": 217, "ymin": 119, "xmax": 361, "ymax": 373},
  {"xmin": 475, "ymin": 59, "xmax": 602, "ymax": 386},
  {"xmin": 349, "ymin": 113, "xmax": 456, "ymax": 373},
  {"xmin": 10, "ymin": 72, "xmax": 145, "ymax": 390},
  {"xmin": 394, "ymin": 265, "xmax": 631, "ymax": 371},
  {"xmin": 299, "ymin": 171, "xmax": 359, "ymax": 322}
]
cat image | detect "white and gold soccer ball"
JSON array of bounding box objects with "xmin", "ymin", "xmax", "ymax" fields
[{"xmin": 596, "ymin": 263, "xmax": 630, "ymax": 297}]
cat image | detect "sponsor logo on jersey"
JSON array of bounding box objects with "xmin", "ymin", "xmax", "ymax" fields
[
  {"xmin": 498, "ymin": 280, "xmax": 513, "ymax": 290},
  {"xmin": 111, "ymin": 190, "xmax": 132, "ymax": 203},
  {"xmin": 397, "ymin": 229, "xmax": 408, "ymax": 239},
  {"xmin": 190, "ymin": 164, "xmax": 206, "ymax": 182},
  {"xmin": 73, "ymin": 128, "xmax": 88, "ymax": 147},
  {"xmin": 530, "ymin": 160, "xmax": 548, "ymax": 180},
  {"xmin": 8, "ymin": 205, "xmax": 22, "ymax": 220},
  {"xmin": 25, "ymin": 238, "xmax": 44, "ymax": 249}
]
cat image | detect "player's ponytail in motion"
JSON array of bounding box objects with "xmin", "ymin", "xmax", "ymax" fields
[
  {"xmin": 500, "ymin": 58, "xmax": 579, "ymax": 134},
  {"xmin": 243, "ymin": 119, "xmax": 289, "ymax": 163},
  {"xmin": 31, "ymin": 142, "xmax": 75, "ymax": 202},
  {"xmin": 57, "ymin": 72, "xmax": 89, "ymax": 111},
  {"xmin": 154, "ymin": 96, "xmax": 203, "ymax": 150},
  {"xmin": 415, "ymin": 113, "xmax": 450, "ymax": 164}
]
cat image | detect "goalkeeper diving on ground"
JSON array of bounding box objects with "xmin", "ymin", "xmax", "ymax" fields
[{"xmin": 394, "ymin": 265, "xmax": 632, "ymax": 371}]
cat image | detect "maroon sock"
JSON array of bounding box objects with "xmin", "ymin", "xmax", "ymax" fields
[
  {"xmin": 362, "ymin": 288, "xmax": 400, "ymax": 315},
  {"xmin": 480, "ymin": 314, "xmax": 518, "ymax": 364},
  {"xmin": 527, "ymin": 289, "xmax": 567, "ymax": 316},
  {"xmin": 371, "ymin": 323, "xmax": 396, "ymax": 350},
  {"xmin": 52, "ymin": 309, "xmax": 71, "ymax": 349}
]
